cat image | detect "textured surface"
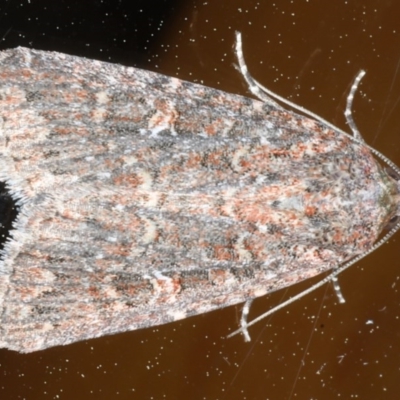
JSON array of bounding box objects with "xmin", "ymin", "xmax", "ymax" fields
[{"xmin": 0, "ymin": 47, "xmax": 398, "ymax": 352}]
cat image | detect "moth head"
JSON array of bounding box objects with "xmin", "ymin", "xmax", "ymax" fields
[{"xmin": 381, "ymin": 166, "xmax": 400, "ymax": 232}]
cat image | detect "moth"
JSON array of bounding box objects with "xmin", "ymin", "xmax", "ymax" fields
[{"xmin": 0, "ymin": 33, "xmax": 399, "ymax": 352}]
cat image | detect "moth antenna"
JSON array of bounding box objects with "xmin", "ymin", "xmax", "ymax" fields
[
  {"xmin": 234, "ymin": 31, "xmax": 282, "ymax": 109},
  {"xmin": 228, "ymin": 218, "xmax": 400, "ymax": 339},
  {"xmin": 345, "ymin": 70, "xmax": 366, "ymax": 142},
  {"xmin": 331, "ymin": 275, "xmax": 345, "ymax": 304},
  {"xmin": 235, "ymin": 32, "xmax": 352, "ymax": 141},
  {"xmin": 230, "ymin": 32, "xmax": 400, "ymax": 341},
  {"xmin": 240, "ymin": 299, "xmax": 253, "ymax": 342},
  {"xmin": 235, "ymin": 32, "xmax": 386, "ymax": 159},
  {"xmin": 235, "ymin": 32, "xmax": 400, "ymax": 180}
]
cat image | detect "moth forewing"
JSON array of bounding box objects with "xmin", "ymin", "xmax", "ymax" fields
[{"xmin": 0, "ymin": 38, "xmax": 399, "ymax": 352}]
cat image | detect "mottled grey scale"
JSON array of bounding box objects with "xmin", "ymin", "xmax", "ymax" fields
[{"xmin": 0, "ymin": 46, "xmax": 398, "ymax": 353}]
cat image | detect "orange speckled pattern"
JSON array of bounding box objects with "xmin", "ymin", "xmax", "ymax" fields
[{"xmin": 0, "ymin": 47, "xmax": 398, "ymax": 352}]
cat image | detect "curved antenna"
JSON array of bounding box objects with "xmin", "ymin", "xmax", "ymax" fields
[
  {"xmin": 235, "ymin": 32, "xmax": 400, "ymax": 180},
  {"xmin": 345, "ymin": 70, "xmax": 366, "ymax": 142},
  {"xmin": 228, "ymin": 218, "xmax": 400, "ymax": 340},
  {"xmin": 235, "ymin": 32, "xmax": 354, "ymax": 141},
  {"xmin": 230, "ymin": 32, "xmax": 400, "ymax": 341}
]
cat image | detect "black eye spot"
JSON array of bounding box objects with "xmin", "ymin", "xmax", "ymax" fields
[
  {"xmin": 385, "ymin": 166, "xmax": 400, "ymax": 181},
  {"xmin": 384, "ymin": 215, "xmax": 400, "ymax": 232}
]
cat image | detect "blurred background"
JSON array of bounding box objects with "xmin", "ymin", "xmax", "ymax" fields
[{"xmin": 1, "ymin": 0, "xmax": 400, "ymax": 399}]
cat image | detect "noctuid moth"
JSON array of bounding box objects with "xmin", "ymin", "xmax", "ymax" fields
[{"xmin": 0, "ymin": 32, "xmax": 399, "ymax": 353}]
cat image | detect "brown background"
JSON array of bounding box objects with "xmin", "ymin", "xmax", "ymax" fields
[{"xmin": 1, "ymin": 0, "xmax": 400, "ymax": 399}]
